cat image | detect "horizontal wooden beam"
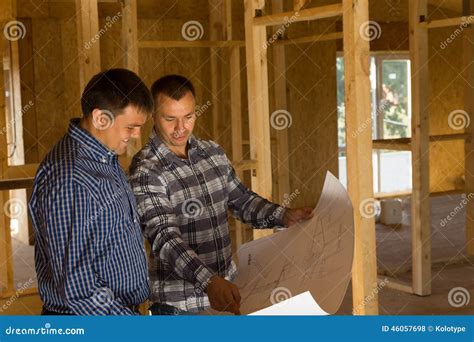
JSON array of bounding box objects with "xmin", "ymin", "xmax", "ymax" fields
[
  {"xmin": 378, "ymin": 276, "xmax": 413, "ymax": 294},
  {"xmin": 273, "ymin": 31, "xmax": 343, "ymax": 46},
  {"xmin": 422, "ymin": 16, "xmax": 474, "ymax": 29},
  {"xmin": 233, "ymin": 159, "xmax": 258, "ymax": 171},
  {"xmin": 372, "ymin": 133, "xmax": 469, "ymax": 151},
  {"xmin": 0, "ymin": 178, "xmax": 34, "ymax": 190},
  {"xmin": 374, "ymin": 188, "xmax": 464, "ymax": 199},
  {"xmin": 138, "ymin": 40, "xmax": 245, "ymax": 49},
  {"xmin": 253, "ymin": 3, "xmax": 343, "ymax": 27}
]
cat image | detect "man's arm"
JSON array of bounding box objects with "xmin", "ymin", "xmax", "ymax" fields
[
  {"xmin": 223, "ymin": 156, "xmax": 287, "ymax": 228},
  {"xmin": 222, "ymin": 151, "xmax": 313, "ymax": 228},
  {"xmin": 32, "ymin": 182, "xmax": 136, "ymax": 315},
  {"xmin": 130, "ymin": 168, "xmax": 241, "ymax": 314},
  {"xmin": 129, "ymin": 170, "xmax": 214, "ymax": 292}
]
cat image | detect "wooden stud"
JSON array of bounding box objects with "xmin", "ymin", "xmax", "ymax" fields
[
  {"xmin": 253, "ymin": 3, "xmax": 342, "ymax": 27},
  {"xmin": 421, "ymin": 17, "xmax": 473, "ymax": 29},
  {"xmin": 244, "ymin": 0, "xmax": 274, "ymax": 240},
  {"xmin": 409, "ymin": 0, "xmax": 431, "ymax": 296},
  {"xmin": 209, "ymin": 0, "xmax": 226, "ymax": 145},
  {"xmin": 271, "ymin": 0, "xmax": 291, "ymax": 204},
  {"xmin": 464, "ymin": 0, "xmax": 474, "ymax": 256},
  {"xmin": 0, "ymin": 0, "xmax": 16, "ymax": 294},
  {"xmin": 372, "ymin": 134, "xmax": 470, "ymax": 151},
  {"xmin": 226, "ymin": 0, "xmax": 245, "ymax": 248},
  {"xmin": 120, "ymin": 0, "xmax": 140, "ymax": 168},
  {"xmin": 138, "ymin": 40, "xmax": 245, "ymax": 49},
  {"xmin": 274, "ymin": 31, "xmax": 343, "ymax": 46},
  {"xmin": 75, "ymin": 0, "xmax": 101, "ymax": 90},
  {"xmin": 378, "ymin": 276, "xmax": 414, "ymax": 294},
  {"xmin": 121, "ymin": 0, "xmax": 138, "ymax": 73},
  {"xmin": 343, "ymin": 0, "xmax": 379, "ymax": 315}
]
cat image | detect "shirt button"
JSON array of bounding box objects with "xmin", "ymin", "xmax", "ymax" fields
[{"xmin": 101, "ymin": 157, "xmax": 107, "ymax": 163}]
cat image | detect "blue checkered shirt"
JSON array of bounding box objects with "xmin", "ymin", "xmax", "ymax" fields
[
  {"xmin": 129, "ymin": 129, "xmax": 286, "ymax": 312},
  {"xmin": 29, "ymin": 119, "xmax": 150, "ymax": 315}
]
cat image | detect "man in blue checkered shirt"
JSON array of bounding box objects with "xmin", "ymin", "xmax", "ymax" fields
[
  {"xmin": 29, "ymin": 69, "xmax": 153, "ymax": 315},
  {"xmin": 129, "ymin": 75, "xmax": 313, "ymax": 315}
]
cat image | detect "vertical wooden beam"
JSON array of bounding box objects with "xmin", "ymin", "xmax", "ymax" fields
[
  {"xmin": 342, "ymin": 0, "xmax": 379, "ymax": 314},
  {"xmin": 75, "ymin": 0, "xmax": 101, "ymax": 90},
  {"xmin": 409, "ymin": 0, "xmax": 431, "ymax": 296},
  {"xmin": 7, "ymin": 28, "xmax": 29, "ymax": 248},
  {"xmin": 244, "ymin": 0, "xmax": 274, "ymax": 240},
  {"xmin": 0, "ymin": 0, "xmax": 16, "ymax": 294},
  {"xmin": 227, "ymin": 0, "xmax": 245, "ymax": 247},
  {"xmin": 120, "ymin": 0, "xmax": 140, "ymax": 167},
  {"xmin": 271, "ymin": 0, "xmax": 291, "ymax": 204},
  {"xmin": 121, "ymin": 0, "xmax": 138, "ymax": 74},
  {"xmin": 209, "ymin": 0, "xmax": 225, "ymax": 144},
  {"xmin": 464, "ymin": 0, "xmax": 474, "ymax": 256}
]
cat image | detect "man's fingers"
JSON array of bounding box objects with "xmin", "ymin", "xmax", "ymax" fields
[{"xmin": 232, "ymin": 285, "xmax": 241, "ymax": 304}]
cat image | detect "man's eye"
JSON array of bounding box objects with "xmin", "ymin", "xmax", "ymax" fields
[{"xmin": 165, "ymin": 118, "xmax": 174, "ymax": 122}]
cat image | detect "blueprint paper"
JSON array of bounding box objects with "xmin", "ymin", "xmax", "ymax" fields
[
  {"xmin": 235, "ymin": 171, "xmax": 354, "ymax": 315},
  {"xmin": 249, "ymin": 291, "xmax": 328, "ymax": 316}
]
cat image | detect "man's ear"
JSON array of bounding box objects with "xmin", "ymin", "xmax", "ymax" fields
[{"xmin": 91, "ymin": 108, "xmax": 115, "ymax": 130}]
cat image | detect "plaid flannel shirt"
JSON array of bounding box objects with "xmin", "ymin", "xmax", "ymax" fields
[
  {"xmin": 29, "ymin": 119, "xmax": 150, "ymax": 315},
  {"xmin": 129, "ymin": 129, "xmax": 286, "ymax": 312}
]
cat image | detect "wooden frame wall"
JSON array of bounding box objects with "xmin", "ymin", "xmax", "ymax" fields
[{"xmin": 243, "ymin": 0, "xmax": 378, "ymax": 314}]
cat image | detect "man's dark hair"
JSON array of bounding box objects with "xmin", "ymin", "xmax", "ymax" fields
[
  {"xmin": 81, "ymin": 68, "xmax": 153, "ymax": 117},
  {"xmin": 151, "ymin": 75, "xmax": 196, "ymax": 104}
]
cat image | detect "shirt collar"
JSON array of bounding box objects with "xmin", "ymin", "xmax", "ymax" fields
[
  {"xmin": 149, "ymin": 128, "xmax": 202, "ymax": 165},
  {"xmin": 68, "ymin": 118, "xmax": 117, "ymax": 165}
]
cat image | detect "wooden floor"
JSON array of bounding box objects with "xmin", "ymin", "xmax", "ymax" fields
[{"xmin": 1, "ymin": 194, "xmax": 473, "ymax": 315}]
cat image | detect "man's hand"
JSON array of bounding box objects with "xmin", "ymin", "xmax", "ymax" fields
[
  {"xmin": 205, "ymin": 275, "xmax": 241, "ymax": 315},
  {"xmin": 283, "ymin": 207, "xmax": 313, "ymax": 227}
]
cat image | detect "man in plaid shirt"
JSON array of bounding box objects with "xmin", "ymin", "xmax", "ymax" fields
[{"xmin": 129, "ymin": 75, "xmax": 312, "ymax": 315}]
